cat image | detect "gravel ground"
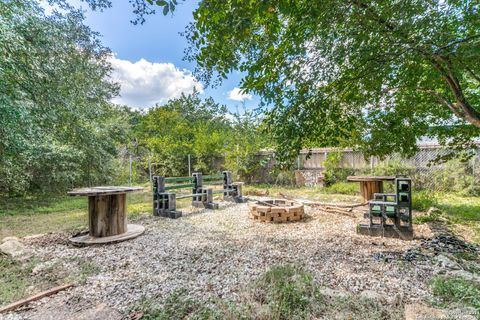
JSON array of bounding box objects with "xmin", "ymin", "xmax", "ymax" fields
[{"xmin": 3, "ymin": 198, "xmax": 439, "ymax": 319}]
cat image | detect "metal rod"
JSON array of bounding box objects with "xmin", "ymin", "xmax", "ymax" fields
[
  {"xmin": 164, "ymin": 176, "xmax": 194, "ymax": 183},
  {"xmin": 164, "ymin": 183, "xmax": 195, "ymax": 190},
  {"xmin": 212, "ymin": 189, "xmax": 234, "ymax": 194},
  {"xmin": 176, "ymin": 193, "xmax": 205, "ymax": 199},
  {"xmin": 204, "ymin": 181, "xmax": 224, "ymax": 186}
]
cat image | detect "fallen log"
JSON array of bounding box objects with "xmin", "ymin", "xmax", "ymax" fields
[
  {"xmin": 316, "ymin": 207, "xmax": 356, "ymax": 218},
  {"xmin": 279, "ymin": 192, "xmax": 366, "ymax": 209},
  {"xmin": 0, "ymin": 283, "xmax": 74, "ymax": 314}
]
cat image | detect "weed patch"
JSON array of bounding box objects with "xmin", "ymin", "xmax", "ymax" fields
[
  {"xmin": 130, "ymin": 265, "xmax": 403, "ymax": 320},
  {"xmin": 431, "ymin": 276, "xmax": 480, "ymax": 312},
  {"xmin": 412, "ymin": 191, "xmax": 439, "ymax": 211}
]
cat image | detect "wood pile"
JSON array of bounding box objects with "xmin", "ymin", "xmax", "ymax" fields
[{"xmin": 248, "ymin": 199, "xmax": 304, "ymax": 223}]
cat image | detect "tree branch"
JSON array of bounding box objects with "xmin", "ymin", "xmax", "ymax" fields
[{"xmin": 434, "ymin": 34, "xmax": 480, "ymax": 53}]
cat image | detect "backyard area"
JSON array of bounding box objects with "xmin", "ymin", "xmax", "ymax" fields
[
  {"xmin": 1, "ymin": 183, "xmax": 479, "ymax": 319},
  {"xmin": 2, "ymin": 1, "xmax": 480, "ymax": 319}
]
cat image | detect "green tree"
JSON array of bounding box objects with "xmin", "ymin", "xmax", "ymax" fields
[
  {"xmin": 134, "ymin": 92, "xmax": 232, "ymax": 176},
  {"xmin": 0, "ymin": 0, "xmax": 125, "ymax": 193},
  {"xmin": 185, "ymin": 0, "xmax": 480, "ymax": 163},
  {"xmin": 224, "ymin": 104, "xmax": 269, "ymax": 181},
  {"xmin": 90, "ymin": 0, "xmax": 480, "ymax": 163}
]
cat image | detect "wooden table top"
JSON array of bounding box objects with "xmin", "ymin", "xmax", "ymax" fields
[
  {"xmin": 68, "ymin": 186, "xmax": 144, "ymax": 196},
  {"xmin": 347, "ymin": 176, "xmax": 396, "ymax": 182}
]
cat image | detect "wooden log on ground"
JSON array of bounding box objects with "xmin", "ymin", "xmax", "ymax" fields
[
  {"xmin": 279, "ymin": 192, "xmax": 366, "ymax": 208},
  {"xmin": 316, "ymin": 207, "xmax": 356, "ymax": 218},
  {"xmin": 0, "ymin": 283, "xmax": 74, "ymax": 314}
]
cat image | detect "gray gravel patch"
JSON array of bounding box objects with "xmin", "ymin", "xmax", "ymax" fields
[{"xmin": 2, "ymin": 199, "xmax": 437, "ymax": 319}]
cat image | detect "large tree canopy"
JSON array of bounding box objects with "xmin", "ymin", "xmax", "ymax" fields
[
  {"xmin": 94, "ymin": 0, "xmax": 480, "ymax": 162},
  {"xmin": 0, "ymin": 0, "xmax": 125, "ymax": 193},
  {"xmin": 185, "ymin": 0, "xmax": 480, "ymax": 161},
  {"xmin": 133, "ymin": 91, "xmax": 267, "ymax": 178}
]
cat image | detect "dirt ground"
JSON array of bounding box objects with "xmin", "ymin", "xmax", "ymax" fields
[{"xmin": 0, "ymin": 198, "xmax": 457, "ymax": 319}]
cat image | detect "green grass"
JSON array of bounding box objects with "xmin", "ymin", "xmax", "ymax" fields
[
  {"xmin": 0, "ymin": 256, "xmax": 38, "ymax": 304},
  {"xmin": 244, "ymin": 183, "xmax": 361, "ymax": 203},
  {"xmin": 0, "ymin": 195, "xmax": 86, "ymax": 217},
  {"xmin": 0, "ymin": 254, "xmax": 100, "ymax": 305},
  {"xmin": 322, "ymin": 182, "xmax": 359, "ymax": 195},
  {"xmin": 431, "ymin": 276, "xmax": 480, "ymax": 313},
  {"xmin": 130, "ymin": 265, "xmax": 403, "ymax": 320},
  {"xmin": 412, "ymin": 191, "xmax": 439, "ymax": 211},
  {"xmin": 0, "ymin": 190, "xmax": 153, "ymax": 238},
  {"xmin": 407, "ymin": 192, "xmax": 480, "ymax": 243},
  {"xmin": 0, "ymin": 186, "xmax": 228, "ymax": 239}
]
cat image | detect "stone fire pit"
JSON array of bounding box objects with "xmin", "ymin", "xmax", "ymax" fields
[{"xmin": 248, "ymin": 199, "xmax": 304, "ymax": 223}]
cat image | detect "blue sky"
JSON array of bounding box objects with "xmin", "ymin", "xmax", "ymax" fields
[{"xmin": 67, "ymin": 0, "xmax": 260, "ymax": 112}]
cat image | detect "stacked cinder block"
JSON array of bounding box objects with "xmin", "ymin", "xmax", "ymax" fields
[{"xmin": 248, "ymin": 199, "xmax": 304, "ymax": 223}]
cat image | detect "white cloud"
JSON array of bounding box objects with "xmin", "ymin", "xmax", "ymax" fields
[
  {"xmin": 109, "ymin": 57, "xmax": 203, "ymax": 108},
  {"xmin": 227, "ymin": 87, "xmax": 253, "ymax": 102}
]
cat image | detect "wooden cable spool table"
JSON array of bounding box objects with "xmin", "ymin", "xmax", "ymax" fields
[
  {"xmin": 347, "ymin": 176, "xmax": 395, "ymax": 202},
  {"xmin": 67, "ymin": 186, "xmax": 145, "ymax": 245}
]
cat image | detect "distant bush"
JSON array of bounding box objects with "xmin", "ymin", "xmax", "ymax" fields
[
  {"xmin": 459, "ymin": 185, "xmax": 480, "ymax": 197},
  {"xmin": 323, "ymin": 182, "xmax": 359, "ymax": 195},
  {"xmin": 323, "ymin": 152, "xmax": 356, "ymax": 186},
  {"xmin": 275, "ymin": 171, "xmax": 296, "ymax": 186},
  {"xmin": 372, "ymin": 159, "xmax": 416, "ymax": 177},
  {"xmin": 414, "ymin": 159, "xmax": 475, "ymax": 193},
  {"xmin": 412, "ymin": 191, "xmax": 439, "ymax": 211}
]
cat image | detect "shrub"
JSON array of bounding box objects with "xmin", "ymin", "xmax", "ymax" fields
[
  {"xmin": 323, "ymin": 182, "xmax": 359, "ymax": 195},
  {"xmin": 252, "ymin": 265, "xmax": 317, "ymax": 319},
  {"xmin": 412, "ymin": 191, "xmax": 439, "ymax": 211},
  {"xmin": 323, "ymin": 152, "xmax": 355, "ymax": 186},
  {"xmin": 274, "ymin": 171, "xmax": 296, "ymax": 186},
  {"xmin": 431, "ymin": 276, "xmax": 480, "ymax": 312},
  {"xmin": 413, "ymin": 207, "xmax": 442, "ymax": 224},
  {"xmin": 428, "ymin": 159, "xmax": 475, "ymax": 193},
  {"xmin": 371, "ymin": 159, "xmax": 416, "ymax": 177}
]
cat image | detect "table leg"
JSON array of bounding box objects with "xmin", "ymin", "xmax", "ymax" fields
[
  {"xmin": 360, "ymin": 181, "xmax": 384, "ymax": 202},
  {"xmin": 88, "ymin": 193, "xmax": 127, "ymax": 237}
]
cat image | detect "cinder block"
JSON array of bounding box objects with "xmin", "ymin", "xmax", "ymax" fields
[
  {"xmin": 256, "ymin": 206, "xmax": 271, "ymax": 214},
  {"xmin": 259, "ymin": 216, "xmax": 273, "ymax": 222},
  {"xmin": 271, "ymin": 207, "xmax": 287, "ymax": 214}
]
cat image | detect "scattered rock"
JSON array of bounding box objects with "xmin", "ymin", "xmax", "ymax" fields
[
  {"xmin": 359, "ymin": 290, "xmax": 386, "ymax": 304},
  {"xmin": 447, "ymin": 270, "xmax": 480, "ymax": 284},
  {"xmin": 0, "ymin": 238, "xmax": 26, "ymax": 257},
  {"xmin": 404, "ymin": 303, "xmax": 448, "ymax": 320},
  {"xmin": 73, "ymin": 303, "xmax": 123, "ymax": 320},
  {"xmin": 435, "ymin": 254, "xmax": 461, "ymax": 270},
  {"xmin": 319, "ymin": 288, "xmax": 349, "ymax": 299},
  {"xmin": 421, "ymin": 235, "xmax": 479, "ymax": 255}
]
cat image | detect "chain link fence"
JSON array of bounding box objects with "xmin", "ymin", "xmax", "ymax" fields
[{"xmin": 256, "ymin": 144, "xmax": 480, "ymax": 192}]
